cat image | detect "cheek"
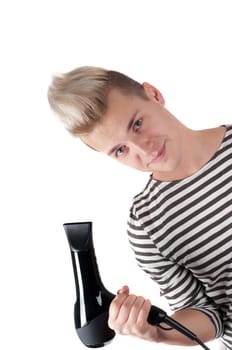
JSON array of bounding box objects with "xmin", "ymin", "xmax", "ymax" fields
[
  {"xmin": 122, "ymin": 155, "xmax": 144, "ymax": 171},
  {"xmin": 115, "ymin": 155, "xmax": 135, "ymax": 168}
]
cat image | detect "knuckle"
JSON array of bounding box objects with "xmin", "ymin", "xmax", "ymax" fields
[{"xmin": 137, "ymin": 295, "xmax": 145, "ymax": 304}]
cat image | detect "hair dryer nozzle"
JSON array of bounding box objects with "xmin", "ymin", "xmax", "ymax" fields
[{"xmin": 64, "ymin": 222, "xmax": 92, "ymax": 251}]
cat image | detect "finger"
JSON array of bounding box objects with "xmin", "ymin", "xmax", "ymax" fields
[
  {"xmin": 109, "ymin": 291, "xmax": 130, "ymax": 321},
  {"xmin": 136, "ymin": 299, "xmax": 152, "ymax": 327},
  {"xmin": 109, "ymin": 293, "xmax": 139, "ymax": 333},
  {"xmin": 127, "ymin": 296, "xmax": 146, "ymax": 324},
  {"xmin": 116, "ymin": 294, "xmax": 137, "ymax": 324},
  {"xmin": 117, "ymin": 285, "xmax": 129, "ymax": 295}
]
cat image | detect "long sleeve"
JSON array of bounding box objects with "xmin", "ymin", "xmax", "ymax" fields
[{"xmin": 127, "ymin": 208, "xmax": 224, "ymax": 338}]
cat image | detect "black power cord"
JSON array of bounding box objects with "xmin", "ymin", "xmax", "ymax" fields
[{"xmin": 148, "ymin": 305, "xmax": 211, "ymax": 350}]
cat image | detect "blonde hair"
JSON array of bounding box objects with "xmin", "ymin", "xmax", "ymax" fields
[{"xmin": 47, "ymin": 66, "xmax": 148, "ymax": 136}]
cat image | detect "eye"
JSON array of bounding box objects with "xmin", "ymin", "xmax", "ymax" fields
[
  {"xmin": 133, "ymin": 119, "xmax": 143, "ymax": 132},
  {"xmin": 115, "ymin": 145, "xmax": 127, "ymax": 157}
]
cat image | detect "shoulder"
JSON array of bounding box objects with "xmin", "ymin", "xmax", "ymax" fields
[
  {"xmin": 222, "ymin": 124, "xmax": 232, "ymax": 139},
  {"xmin": 130, "ymin": 175, "xmax": 158, "ymax": 210},
  {"xmin": 219, "ymin": 124, "xmax": 232, "ymax": 155}
]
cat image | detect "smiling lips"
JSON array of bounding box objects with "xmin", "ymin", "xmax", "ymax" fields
[{"xmin": 149, "ymin": 143, "xmax": 166, "ymax": 165}]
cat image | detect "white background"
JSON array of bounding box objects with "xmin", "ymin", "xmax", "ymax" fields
[{"xmin": 0, "ymin": 1, "xmax": 231, "ymax": 349}]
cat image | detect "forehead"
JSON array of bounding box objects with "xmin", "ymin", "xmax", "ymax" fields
[
  {"xmin": 104, "ymin": 88, "xmax": 138, "ymax": 120},
  {"xmin": 82, "ymin": 89, "xmax": 141, "ymax": 152}
]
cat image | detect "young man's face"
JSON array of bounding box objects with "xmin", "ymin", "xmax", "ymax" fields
[{"xmin": 82, "ymin": 85, "xmax": 182, "ymax": 177}]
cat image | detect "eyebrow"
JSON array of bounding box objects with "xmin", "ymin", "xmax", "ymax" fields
[{"xmin": 107, "ymin": 109, "xmax": 139, "ymax": 156}]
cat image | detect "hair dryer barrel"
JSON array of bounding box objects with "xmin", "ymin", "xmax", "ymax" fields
[{"xmin": 64, "ymin": 222, "xmax": 115, "ymax": 348}]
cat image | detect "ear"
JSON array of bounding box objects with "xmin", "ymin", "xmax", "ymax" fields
[{"xmin": 142, "ymin": 82, "xmax": 165, "ymax": 105}]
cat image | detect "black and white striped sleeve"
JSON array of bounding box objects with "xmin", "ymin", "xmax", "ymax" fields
[{"xmin": 127, "ymin": 208, "xmax": 224, "ymax": 338}]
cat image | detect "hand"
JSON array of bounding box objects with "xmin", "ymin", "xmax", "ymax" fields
[
  {"xmin": 108, "ymin": 285, "xmax": 159, "ymax": 342},
  {"xmin": 108, "ymin": 286, "xmax": 216, "ymax": 346}
]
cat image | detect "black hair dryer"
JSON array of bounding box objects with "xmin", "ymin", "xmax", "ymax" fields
[
  {"xmin": 64, "ymin": 222, "xmax": 115, "ymax": 348},
  {"xmin": 64, "ymin": 221, "xmax": 210, "ymax": 350}
]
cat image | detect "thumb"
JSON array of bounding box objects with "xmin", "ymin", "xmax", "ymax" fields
[{"xmin": 117, "ymin": 285, "xmax": 129, "ymax": 295}]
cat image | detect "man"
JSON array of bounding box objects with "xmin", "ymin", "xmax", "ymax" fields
[{"xmin": 48, "ymin": 66, "xmax": 231, "ymax": 349}]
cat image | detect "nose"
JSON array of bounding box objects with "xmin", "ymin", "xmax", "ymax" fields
[{"xmin": 129, "ymin": 138, "xmax": 153, "ymax": 156}]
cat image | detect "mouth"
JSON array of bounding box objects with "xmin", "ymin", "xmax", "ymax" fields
[{"xmin": 149, "ymin": 143, "xmax": 166, "ymax": 165}]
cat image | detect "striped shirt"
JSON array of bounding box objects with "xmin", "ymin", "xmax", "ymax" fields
[{"xmin": 127, "ymin": 125, "xmax": 232, "ymax": 349}]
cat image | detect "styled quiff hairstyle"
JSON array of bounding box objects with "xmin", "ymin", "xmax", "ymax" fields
[{"xmin": 47, "ymin": 66, "xmax": 148, "ymax": 136}]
